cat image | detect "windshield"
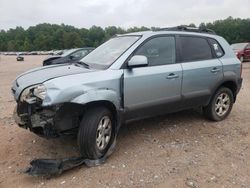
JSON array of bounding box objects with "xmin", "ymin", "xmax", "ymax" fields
[
  {"xmin": 231, "ymin": 43, "xmax": 248, "ymax": 50},
  {"xmin": 80, "ymin": 36, "xmax": 140, "ymax": 69},
  {"xmin": 61, "ymin": 49, "xmax": 78, "ymax": 57}
]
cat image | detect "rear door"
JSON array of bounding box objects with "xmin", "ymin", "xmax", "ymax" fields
[
  {"xmin": 123, "ymin": 36, "xmax": 183, "ymax": 120},
  {"xmin": 178, "ymin": 36, "xmax": 224, "ymax": 107}
]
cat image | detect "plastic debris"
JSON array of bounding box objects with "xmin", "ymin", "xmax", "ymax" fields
[{"xmin": 24, "ymin": 137, "xmax": 117, "ymax": 177}]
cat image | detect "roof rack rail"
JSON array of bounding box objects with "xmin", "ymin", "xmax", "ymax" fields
[{"xmin": 154, "ymin": 25, "xmax": 216, "ymax": 35}]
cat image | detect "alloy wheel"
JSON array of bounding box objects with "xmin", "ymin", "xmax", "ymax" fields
[
  {"xmin": 215, "ymin": 92, "xmax": 231, "ymax": 117},
  {"xmin": 96, "ymin": 116, "xmax": 112, "ymax": 150}
]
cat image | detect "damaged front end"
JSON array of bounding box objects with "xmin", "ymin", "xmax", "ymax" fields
[
  {"xmin": 14, "ymin": 101, "xmax": 60, "ymax": 138},
  {"xmin": 13, "ymin": 84, "xmax": 83, "ymax": 138}
]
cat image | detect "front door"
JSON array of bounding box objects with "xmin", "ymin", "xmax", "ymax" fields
[{"xmin": 123, "ymin": 36, "xmax": 183, "ymax": 120}]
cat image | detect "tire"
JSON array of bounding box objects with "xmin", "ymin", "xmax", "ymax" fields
[
  {"xmin": 203, "ymin": 87, "xmax": 234, "ymax": 121},
  {"xmin": 77, "ymin": 107, "xmax": 115, "ymax": 159}
]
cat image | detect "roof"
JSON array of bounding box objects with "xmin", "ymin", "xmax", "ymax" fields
[
  {"xmin": 120, "ymin": 26, "xmax": 217, "ymax": 38},
  {"xmin": 122, "ymin": 30, "xmax": 218, "ymax": 38}
]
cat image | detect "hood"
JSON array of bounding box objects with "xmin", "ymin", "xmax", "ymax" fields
[
  {"xmin": 43, "ymin": 56, "xmax": 62, "ymax": 65},
  {"xmin": 12, "ymin": 63, "xmax": 95, "ymax": 100},
  {"xmin": 43, "ymin": 55, "xmax": 61, "ymax": 61}
]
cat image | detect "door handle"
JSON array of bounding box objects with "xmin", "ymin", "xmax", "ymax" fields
[
  {"xmin": 166, "ymin": 73, "xmax": 179, "ymax": 79},
  {"xmin": 210, "ymin": 67, "xmax": 220, "ymax": 73}
]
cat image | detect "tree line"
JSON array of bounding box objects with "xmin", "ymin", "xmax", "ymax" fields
[{"xmin": 0, "ymin": 17, "xmax": 250, "ymax": 52}]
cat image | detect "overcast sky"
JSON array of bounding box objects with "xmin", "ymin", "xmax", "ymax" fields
[{"xmin": 0, "ymin": 0, "xmax": 250, "ymax": 30}]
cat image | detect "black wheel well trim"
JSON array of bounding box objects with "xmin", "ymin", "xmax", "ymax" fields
[
  {"xmin": 211, "ymin": 80, "xmax": 238, "ymax": 103},
  {"xmin": 81, "ymin": 101, "xmax": 120, "ymax": 131},
  {"xmin": 84, "ymin": 100, "xmax": 117, "ymax": 115},
  {"xmin": 54, "ymin": 101, "xmax": 120, "ymax": 133}
]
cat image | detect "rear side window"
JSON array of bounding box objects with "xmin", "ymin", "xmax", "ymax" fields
[
  {"xmin": 134, "ymin": 36, "xmax": 176, "ymax": 66},
  {"xmin": 180, "ymin": 36, "xmax": 213, "ymax": 62},
  {"xmin": 208, "ymin": 38, "xmax": 224, "ymax": 58}
]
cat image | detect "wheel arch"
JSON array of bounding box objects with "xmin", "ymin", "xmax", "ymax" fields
[
  {"xmin": 83, "ymin": 100, "xmax": 118, "ymax": 122},
  {"xmin": 54, "ymin": 100, "xmax": 119, "ymax": 134},
  {"xmin": 212, "ymin": 80, "xmax": 237, "ymax": 103}
]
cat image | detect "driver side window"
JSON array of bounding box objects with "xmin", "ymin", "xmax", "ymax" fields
[{"xmin": 134, "ymin": 36, "xmax": 176, "ymax": 66}]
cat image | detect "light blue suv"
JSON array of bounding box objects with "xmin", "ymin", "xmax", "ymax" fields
[{"xmin": 12, "ymin": 26, "xmax": 242, "ymax": 160}]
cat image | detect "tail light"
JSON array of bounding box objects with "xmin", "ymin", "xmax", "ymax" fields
[{"xmin": 240, "ymin": 61, "xmax": 243, "ymax": 78}]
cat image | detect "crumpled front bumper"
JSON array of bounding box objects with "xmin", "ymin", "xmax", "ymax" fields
[
  {"xmin": 13, "ymin": 106, "xmax": 23, "ymax": 124},
  {"xmin": 13, "ymin": 100, "xmax": 82, "ymax": 138},
  {"xmin": 13, "ymin": 106, "xmax": 26, "ymax": 128},
  {"xmin": 13, "ymin": 102, "xmax": 59, "ymax": 138}
]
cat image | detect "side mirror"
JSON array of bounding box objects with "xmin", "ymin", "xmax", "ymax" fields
[{"xmin": 128, "ymin": 55, "xmax": 148, "ymax": 68}]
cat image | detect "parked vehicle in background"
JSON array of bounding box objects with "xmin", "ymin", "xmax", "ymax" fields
[
  {"xmin": 16, "ymin": 55, "xmax": 24, "ymax": 61},
  {"xmin": 43, "ymin": 48, "xmax": 94, "ymax": 66},
  {"xmin": 12, "ymin": 26, "xmax": 242, "ymax": 161},
  {"xmin": 231, "ymin": 43, "xmax": 250, "ymax": 62}
]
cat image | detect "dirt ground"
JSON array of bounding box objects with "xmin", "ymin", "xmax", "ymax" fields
[{"xmin": 0, "ymin": 55, "xmax": 249, "ymax": 188}]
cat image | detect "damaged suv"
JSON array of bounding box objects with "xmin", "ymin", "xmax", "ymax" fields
[{"xmin": 12, "ymin": 26, "xmax": 242, "ymax": 160}]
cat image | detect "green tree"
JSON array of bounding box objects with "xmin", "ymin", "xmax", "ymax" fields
[
  {"xmin": 1, "ymin": 18, "xmax": 250, "ymax": 51},
  {"xmin": 7, "ymin": 40, "xmax": 15, "ymax": 51},
  {"xmin": 88, "ymin": 26, "xmax": 105, "ymax": 47}
]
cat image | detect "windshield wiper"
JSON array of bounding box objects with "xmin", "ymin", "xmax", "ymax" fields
[{"xmin": 74, "ymin": 61, "xmax": 90, "ymax": 69}]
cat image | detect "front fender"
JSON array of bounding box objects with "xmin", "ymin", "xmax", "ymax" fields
[{"xmin": 71, "ymin": 89, "xmax": 120, "ymax": 109}]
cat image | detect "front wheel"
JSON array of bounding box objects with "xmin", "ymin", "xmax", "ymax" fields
[
  {"xmin": 203, "ymin": 87, "xmax": 234, "ymax": 121},
  {"xmin": 77, "ymin": 107, "xmax": 115, "ymax": 159}
]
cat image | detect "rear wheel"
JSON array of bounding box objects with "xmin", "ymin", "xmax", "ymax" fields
[
  {"xmin": 77, "ymin": 107, "xmax": 115, "ymax": 159},
  {"xmin": 203, "ymin": 87, "xmax": 234, "ymax": 121}
]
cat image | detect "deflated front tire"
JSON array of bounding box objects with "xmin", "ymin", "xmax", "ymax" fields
[{"xmin": 77, "ymin": 107, "xmax": 116, "ymax": 159}]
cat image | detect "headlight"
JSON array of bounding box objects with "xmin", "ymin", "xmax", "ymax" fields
[
  {"xmin": 20, "ymin": 86, "xmax": 33, "ymax": 102},
  {"xmin": 33, "ymin": 84, "xmax": 46, "ymax": 100},
  {"xmin": 20, "ymin": 84, "xmax": 47, "ymax": 102}
]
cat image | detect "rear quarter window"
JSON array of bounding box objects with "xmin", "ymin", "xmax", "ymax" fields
[
  {"xmin": 180, "ymin": 36, "xmax": 213, "ymax": 62},
  {"xmin": 208, "ymin": 38, "xmax": 224, "ymax": 58}
]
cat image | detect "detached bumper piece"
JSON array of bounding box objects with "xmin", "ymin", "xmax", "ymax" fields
[
  {"xmin": 24, "ymin": 138, "xmax": 117, "ymax": 177},
  {"xmin": 25, "ymin": 157, "xmax": 85, "ymax": 176}
]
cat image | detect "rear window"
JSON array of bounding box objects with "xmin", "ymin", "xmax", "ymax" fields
[
  {"xmin": 180, "ymin": 36, "xmax": 213, "ymax": 62},
  {"xmin": 208, "ymin": 38, "xmax": 224, "ymax": 58}
]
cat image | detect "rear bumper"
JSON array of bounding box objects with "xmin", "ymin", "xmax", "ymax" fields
[{"xmin": 237, "ymin": 78, "xmax": 243, "ymax": 93}]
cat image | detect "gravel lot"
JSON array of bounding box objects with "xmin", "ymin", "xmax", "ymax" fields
[{"xmin": 0, "ymin": 55, "xmax": 249, "ymax": 188}]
